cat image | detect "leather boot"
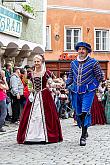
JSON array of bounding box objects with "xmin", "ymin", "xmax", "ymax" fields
[
  {"xmin": 80, "ymin": 126, "xmax": 87, "ymax": 146},
  {"xmin": 0, "ymin": 127, "xmax": 6, "ymax": 132},
  {"xmin": 80, "ymin": 137, "xmax": 86, "ymax": 146},
  {"xmin": 82, "ymin": 125, "xmax": 88, "ymax": 138},
  {"xmin": 85, "ymin": 132, "xmax": 89, "ymax": 138}
]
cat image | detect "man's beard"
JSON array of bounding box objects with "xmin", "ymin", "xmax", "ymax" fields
[
  {"xmin": 79, "ymin": 53, "xmax": 84, "ymax": 58},
  {"xmin": 78, "ymin": 53, "xmax": 87, "ymax": 60}
]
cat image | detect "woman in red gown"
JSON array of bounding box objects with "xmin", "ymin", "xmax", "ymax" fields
[
  {"xmin": 91, "ymin": 93, "xmax": 106, "ymax": 125},
  {"xmin": 17, "ymin": 53, "xmax": 63, "ymax": 144}
]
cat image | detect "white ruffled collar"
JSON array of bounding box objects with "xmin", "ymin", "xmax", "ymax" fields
[{"xmin": 77, "ymin": 55, "xmax": 89, "ymax": 62}]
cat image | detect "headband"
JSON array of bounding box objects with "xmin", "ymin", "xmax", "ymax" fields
[{"xmin": 34, "ymin": 54, "xmax": 43, "ymax": 61}]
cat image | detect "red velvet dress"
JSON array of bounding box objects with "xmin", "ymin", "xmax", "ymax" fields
[
  {"xmin": 17, "ymin": 71, "xmax": 63, "ymax": 144},
  {"xmin": 91, "ymin": 94, "xmax": 106, "ymax": 125}
]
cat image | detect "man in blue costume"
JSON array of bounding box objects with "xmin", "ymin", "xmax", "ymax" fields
[{"xmin": 66, "ymin": 42, "xmax": 104, "ymax": 146}]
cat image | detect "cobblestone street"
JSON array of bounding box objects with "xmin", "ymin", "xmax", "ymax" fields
[{"xmin": 0, "ymin": 118, "xmax": 110, "ymax": 165}]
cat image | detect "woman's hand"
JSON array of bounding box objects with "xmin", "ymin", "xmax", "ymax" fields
[
  {"xmin": 0, "ymin": 83, "xmax": 9, "ymax": 90},
  {"xmin": 29, "ymin": 88, "xmax": 35, "ymax": 93}
]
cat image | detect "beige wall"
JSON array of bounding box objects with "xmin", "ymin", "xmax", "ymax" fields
[{"xmin": 48, "ymin": 0, "xmax": 110, "ymax": 10}]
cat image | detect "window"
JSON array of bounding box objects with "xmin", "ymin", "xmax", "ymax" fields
[
  {"xmin": 95, "ymin": 29, "xmax": 109, "ymax": 51},
  {"xmin": 65, "ymin": 28, "xmax": 81, "ymax": 51},
  {"xmin": 46, "ymin": 26, "xmax": 51, "ymax": 50}
]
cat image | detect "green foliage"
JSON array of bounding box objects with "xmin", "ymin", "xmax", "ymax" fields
[{"xmin": 22, "ymin": 4, "xmax": 34, "ymax": 14}]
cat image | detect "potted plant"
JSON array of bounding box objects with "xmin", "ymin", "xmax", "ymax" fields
[
  {"xmin": 14, "ymin": 3, "xmax": 35, "ymax": 19},
  {"xmin": 21, "ymin": 3, "xmax": 34, "ymax": 15}
]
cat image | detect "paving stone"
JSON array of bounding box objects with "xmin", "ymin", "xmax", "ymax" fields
[{"xmin": 0, "ymin": 119, "xmax": 110, "ymax": 165}]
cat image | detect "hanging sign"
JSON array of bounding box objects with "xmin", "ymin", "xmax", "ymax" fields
[{"xmin": 0, "ymin": 5, "xmax": 22, "ymax": 37}]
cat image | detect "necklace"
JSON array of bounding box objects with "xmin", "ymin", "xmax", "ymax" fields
[{"xmin": 33, "ymin": 70, "xmax": 42, "ymax": 77}]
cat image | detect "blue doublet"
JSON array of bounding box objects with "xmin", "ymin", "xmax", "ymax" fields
[{"xmin": 66, "ymin": 56, "xmax": 104, "ymax": 127}]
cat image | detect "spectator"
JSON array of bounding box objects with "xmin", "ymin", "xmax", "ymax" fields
[
  {"xmin": 104, "ymin": 81, "xmax": 110, "ymax": 124},
  {"xmin": 4, "ymin": 63, "xmax": 12, "ymax": 121},
  {"xmin": 20, "ymin": 68, "xmax": 28, "ymax": 110},
  {"xmin": 10, "ymin": 67, "xmax": 24, "ymax": 123},
  {"xmin": 0, "ymin": 70, "xmax": 9, "ymax": 132},
  {"xmin": 91, "ymin": 91, "xmax": 106, "ymax": 125},
  {"xmin": 4, "ymin": 63, "xmax": 12, "ymax": 86}
]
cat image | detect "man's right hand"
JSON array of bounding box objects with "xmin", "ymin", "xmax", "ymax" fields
[{"xmin": 17, "ymin": 93, "xmax": 20, "ymax": 99}]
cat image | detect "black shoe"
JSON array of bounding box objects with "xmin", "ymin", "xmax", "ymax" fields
[
  {"xmin": 80, "ymin": 137, "xmax": 86, "ymax": 146},
  {"xmin": 0, "ymin": 127, "xmax": 6, "ymax": 132}
]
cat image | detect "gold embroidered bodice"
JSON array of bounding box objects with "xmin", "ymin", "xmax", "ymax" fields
[{"xmin": 33, "ymin": 77, "xmax": 42, "ymax": 93}]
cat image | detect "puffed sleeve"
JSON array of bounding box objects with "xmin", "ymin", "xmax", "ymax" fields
[
  {"xmin": 66, "ymin": 62, "xmax": 73, "ymax": 87},
  {"xmin": 93, "ymin": 61, "xmax": 104, "ymax": 82}
]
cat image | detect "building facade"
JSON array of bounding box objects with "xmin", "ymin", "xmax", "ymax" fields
[
  {"xmin": 0, "ymin": 0, "xmax": 47, "ymax": 67},
  {"xmin": 45, "ymin": 0, "xmax": 110, "ymax": 78}
]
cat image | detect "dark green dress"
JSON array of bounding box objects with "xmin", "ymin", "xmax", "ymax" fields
[{"xmin": 105, "ymin": 91, "xmax": 110, "ymax": 124}]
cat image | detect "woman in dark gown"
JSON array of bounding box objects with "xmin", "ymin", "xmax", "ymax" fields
[
  {"xmin": 91, "ymin": 93, "xmax": 106, "ymax": 125},
  {"xmin": 17, "ymin": 53, "xmax": 63, "ymax": 144}
]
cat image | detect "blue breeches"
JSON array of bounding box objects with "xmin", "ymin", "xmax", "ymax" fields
[{"xmin": 73, "ymin": 91, "xmax": 95, "ymax": 128}]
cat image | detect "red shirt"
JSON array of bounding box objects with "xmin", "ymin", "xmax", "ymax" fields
[{"xmin": 0, "ymin": 89, "xmax": 6, "ymax": 101}]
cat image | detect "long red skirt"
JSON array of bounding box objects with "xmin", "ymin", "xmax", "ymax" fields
[
  {"xmin": 17, "ymin": 88, "xmax": 63, "ymax": 144},
  {"xmin": 91, "ymin": 94, "xmax": 106, "ymax": 125}
]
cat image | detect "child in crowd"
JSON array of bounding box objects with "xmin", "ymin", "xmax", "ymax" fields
[{"xmin": 59, "ymin": 88, "xmax": 68, "ymax": 119}]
